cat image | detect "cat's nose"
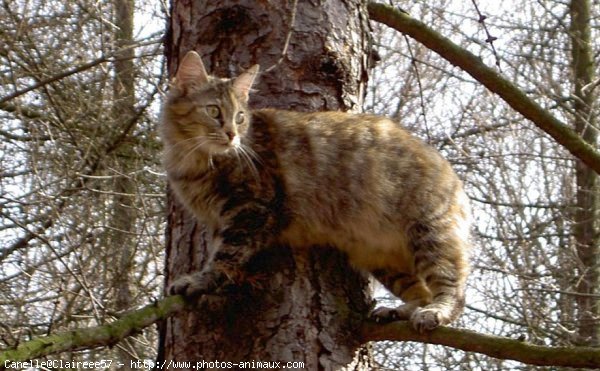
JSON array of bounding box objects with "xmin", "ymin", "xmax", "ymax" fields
[{"xmin": 225, "ymin": 131, "xmax": 235, "ymax": 140}]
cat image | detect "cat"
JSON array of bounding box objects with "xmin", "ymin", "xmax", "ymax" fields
[{"xmin": 161, "ymin": 50, "xmax": 472, "ymax": 332}]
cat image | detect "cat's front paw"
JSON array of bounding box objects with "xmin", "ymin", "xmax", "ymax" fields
[
  {"xmin": 370, "ymin": 307, "xmax": 400, "ymax": 323},
  {"xmin": 169, "ymin": 272, "xmax": 214, "ymax": 297},
  {"xmin": 410, "ymin": 308, "xmax": 441, "ymax": 333},
  {"xmin": 369, "ymin": 304, "xmax": 415, "ymax": 323}
]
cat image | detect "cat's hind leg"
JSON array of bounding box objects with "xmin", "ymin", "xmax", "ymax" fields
[
  {"xmin": 370, "ymin": 220, "xmax": 469, "ymax": 332},
  {"xmin": 369, "ymin": 270, "xmax": 431, "ymax": 322},
  {"xmin": 406, "ymin": 221, "xmax": 470, "ymax": 332}
]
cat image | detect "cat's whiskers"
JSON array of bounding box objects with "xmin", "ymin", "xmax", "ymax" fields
[
  {"xmin": 233, "ymin": 142, "xmax": 260, "ymax": 181},
  {"xmin": 162, "ymin": 135, "xmax": 204, "ymax": 157},
  {"xmin": 239, "ymin": 142, "xmax": 262, "ymax": 164},
  {"xmin": 171, "ymin": 132, "xmax": 257, "ymax": 173},
  {"xmin": 178, "ymin": 136, "xmax": 212, "ymax": 167},
  {"xmin": 207, "ymin": 154, "xmax": 214, "ymax": 169},
  {"xmin": 231, "ymin": 148, "xmax": 244, "ymax": 171}
]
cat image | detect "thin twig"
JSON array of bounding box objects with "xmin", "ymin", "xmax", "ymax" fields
[
  {"xmin": 402, "ymin": 35, "xmax": 430, "ymax": 140},
  {"xmin": 0, "ymin": 38, "xmax": 162, "ymax": 104},
  {"xmin": 470, "ymin": 0, "xmax": 502, "ymax": 71},
  {"xmin": 263, "ymin": 0, "xmax": 299, "ymax": 73}
]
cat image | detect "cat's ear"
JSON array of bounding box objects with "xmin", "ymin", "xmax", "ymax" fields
[
  {"xmin": 174, "ymin": 51, "xmax": 209, "ymax": 92},
  {"xmin": 232, "ymin": 64, "xmax": 259, "ymax": 101}
]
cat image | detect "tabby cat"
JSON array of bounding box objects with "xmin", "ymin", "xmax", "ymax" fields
[{"xmin": 162, "ymin": 51, "xmax": 472, "ymax": 332}]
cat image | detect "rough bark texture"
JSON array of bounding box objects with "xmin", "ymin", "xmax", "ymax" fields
[
  {"xmin": 161, "ymin": 1, "xmax": 373, "ymax": 369},
  {"xmin": 569, "ymin": 0, "xmax": 600, "ymax": 346}
]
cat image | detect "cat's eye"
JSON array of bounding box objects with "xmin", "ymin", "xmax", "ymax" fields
[
  {"xmin": 205, "ymin": 105, "xmax": 220, "ymax": 118},
  {"xmin": 235, "ymin": 111, "xmax": 245, "ymax": 125}
]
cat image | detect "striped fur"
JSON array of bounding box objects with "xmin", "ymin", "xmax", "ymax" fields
[{"xmin": 161, "ymin": 51, "xmax": 472, "ymax": 332}]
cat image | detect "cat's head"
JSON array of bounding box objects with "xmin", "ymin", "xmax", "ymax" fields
[{"xmin": 162, "ymin": 51, "xmax": 259, "ymax": 156}]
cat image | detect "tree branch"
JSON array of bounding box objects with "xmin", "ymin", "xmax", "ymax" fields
[
  {"xmin": 0, "ymin": 37, "xmax": 163, "ymax": 105},
  {"xmin": 2, "ymin": 295, "xmax": 599, "ymax": 368},
  {"xmin": 361, "ymin": 321, "xmax": 600, "ymax": 368},
  {"xmin": 367, "ymin": 2, "xmax": 600, "ymax": 174},
  {"xmin": 0, "ymin": 296, "xmax": 185, "ymax": 364}
]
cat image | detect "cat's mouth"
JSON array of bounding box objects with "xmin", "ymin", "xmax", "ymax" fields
[{"xmin": 209, "ymin": 135, "xmax": 240, "ymax": 153}]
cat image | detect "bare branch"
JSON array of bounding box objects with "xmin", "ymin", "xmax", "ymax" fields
[
  {"xmin": 0, "ymin": 37, "xmax": 162, "ymax": 105},
  {"xmin": 361, "ymin": 321, "xmax": 600, "ymax": 368},
  {"xmin": 0, "ymin": 296, "xmax": 186, "ymax": 364},
  {"xmin": 3, "ymin": 296, "xmax": 599, "ymax": 369},
  {"xmin": 367, "ymin": 2, "xmax": 600, "ymax": 174}
]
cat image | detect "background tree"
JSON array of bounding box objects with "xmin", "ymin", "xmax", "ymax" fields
[
  {"xmin": 0, "ymin": 0, "xmax": 166, "ymax": 364},
  {"xmin": 569, "ymin": 0, "xmax": 599, "ymax": 346}
]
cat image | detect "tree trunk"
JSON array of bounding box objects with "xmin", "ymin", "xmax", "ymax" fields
[
  {"xmin": 160, "ymin": 0, "xmax": 374, "ymax": 369},
  {"xmin": 569, "ymin": 0, "xmax": 600, "ymax": 346},
  {"xmin": 111, "ymin": 0, "xmax": 138, "ymax": 366}
]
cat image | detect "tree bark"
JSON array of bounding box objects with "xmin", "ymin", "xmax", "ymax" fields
[
  {"xmin": 569, "ymin": 0, "xmax": 600, "ymax": 346},
  {"xmin": 160, "ymin": 1, "xmax": 373, "ymax": 369}
]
